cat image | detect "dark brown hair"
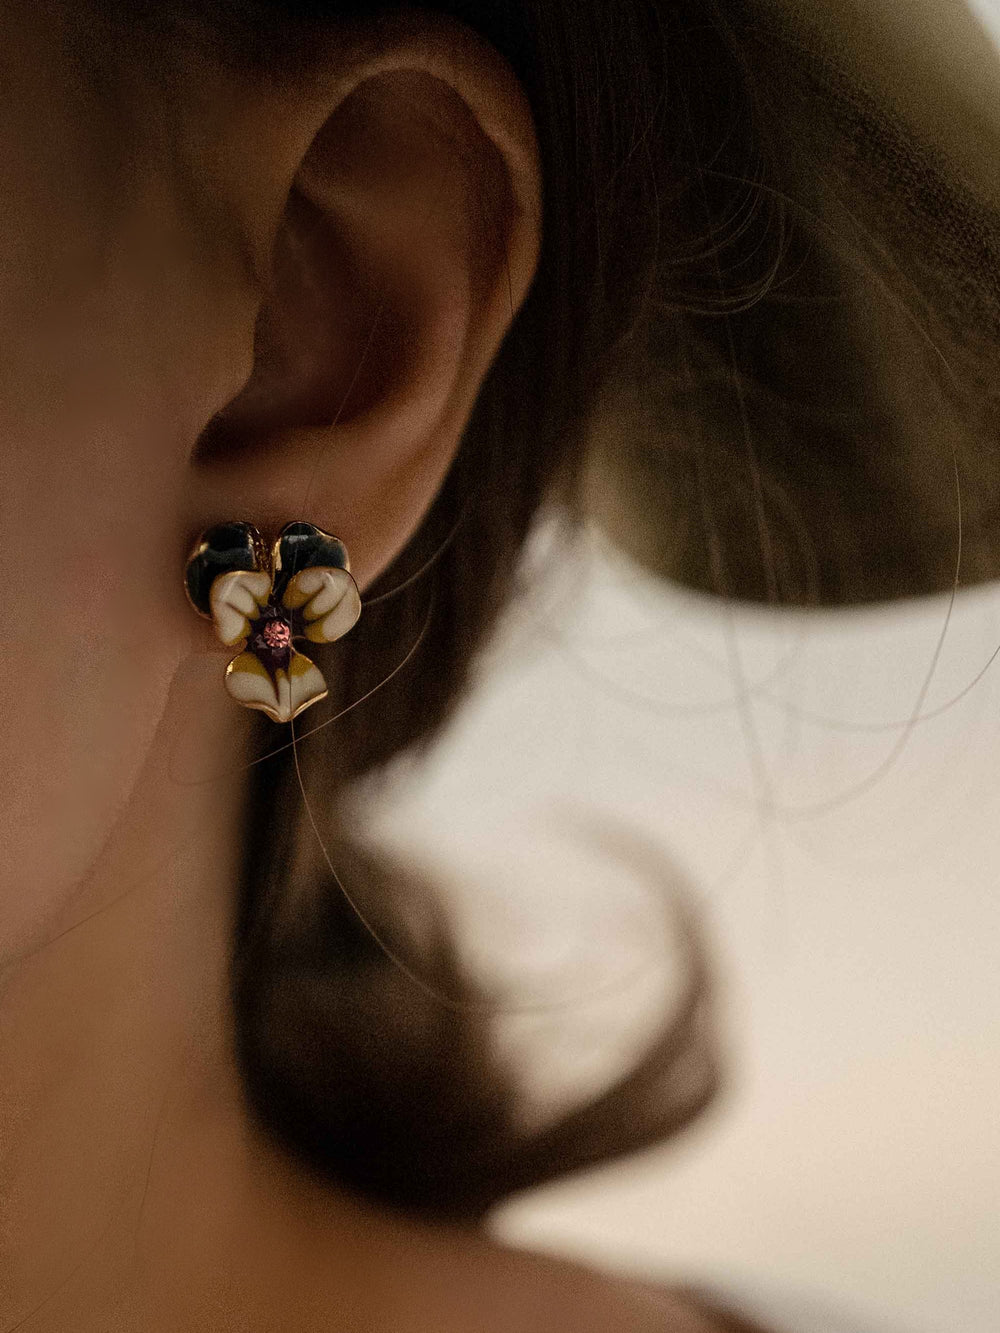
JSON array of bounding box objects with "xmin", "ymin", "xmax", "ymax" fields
[
  {"xmin": 224, "ymin": 0, "xmax": 734, "ymax": 1224},
  {"xmin": 119, "ymin": 0, "xmax": 998, "ymax": 1229}
]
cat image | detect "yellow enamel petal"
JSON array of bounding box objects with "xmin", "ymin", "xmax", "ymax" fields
[
  {"xmin": 210, "ymin": 570, "xmax": 272, "ymax": 647},
  {"xmin": 287, "ymin": 651, "xmax": 329, "ymax": 721},
  {"xmin": 282, "ymin": 566, "xmax": 342, "ymax": 612},
  {"xmin": 282, "ymin": 567, "xmax": 361, "ymax": 644},
  {"xmin": 224, "ymin": 651, "xmax": 283, "ymax": 721},
  {"xmin": 224, "ymin": 651, "xmax": 328, "ymax": 724}
]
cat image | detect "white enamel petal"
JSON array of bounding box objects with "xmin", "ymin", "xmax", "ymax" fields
[
  {"xmin": 210, "ymin": 570, "xmax": 272, "ymax": 647},
  {"xmin": 282, "ymin": 566, "xmax": 361, "ymax": 645},
  {"xmin": 306, "ymin": 590, "xmax": 362, "ymax": 645},
  {"xmin": 287, "ymin": 652, "xmax": 329, "ymax": 720},
  {"xmin": 281, "ymin": 566, "xmax": 339, "ymax": 612},
  {"xmin": 224, "ymin": 650, "xmax": 328, "ymax": 724},
  {"xmin": 224, "ymin": 651, "xmax": 282, "ymax": 721}
]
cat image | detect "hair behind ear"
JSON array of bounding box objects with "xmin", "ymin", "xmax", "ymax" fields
[
  {"xmin": 204, "ymin": 0, "xmax": 729, "ymax": 1224},
  {"xmin": 232, "ymin": 807, "xmax": 720, "ymax": 1220}
]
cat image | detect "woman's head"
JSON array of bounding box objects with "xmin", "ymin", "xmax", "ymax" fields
[
  {"xmin": 2, "ymin": 0, "xmax": 995, "ymax": 1317},
  {"xmin": 0, "ymin": 0, "xmax": 545, "ymax": 947},
  {"xmin": 0, "ymin": 0, "xmax": 701, "ymax": 950},
  {"xmin": 0, "ymin": 12, "xmax": 726, "ymax": 1308}
]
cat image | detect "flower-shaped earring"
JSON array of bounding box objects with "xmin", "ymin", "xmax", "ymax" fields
[{"xmin": 184, "ymin": 520, "xmax": 362, "ymax": 723}]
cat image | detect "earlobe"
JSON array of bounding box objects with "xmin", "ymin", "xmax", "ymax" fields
[{"xmin": 184, "ymin": 14, "xmax": 541, "ymax": 593}]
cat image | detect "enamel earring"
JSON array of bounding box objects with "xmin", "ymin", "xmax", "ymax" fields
[{"xmin": 184, "ymin": 520, "xmax": 362, "ymax": 724}]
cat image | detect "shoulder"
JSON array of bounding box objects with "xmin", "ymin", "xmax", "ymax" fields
[
  {"xmin": 378, "ymin": 1225, "xmax": 752, "ymax": 1333},
  {"xmin": 235, "ymin": 1153, "xmax": 759, "ymax": 1333}
]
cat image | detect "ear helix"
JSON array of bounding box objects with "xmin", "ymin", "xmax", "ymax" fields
[{"xmin": 184, "ymin": 520, "xmax": 362, "ymax": 724}]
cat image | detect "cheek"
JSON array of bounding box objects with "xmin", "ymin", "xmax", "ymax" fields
[{"xmin": 0, "ymin": 434, "xmax": 184, "ymax": 960}]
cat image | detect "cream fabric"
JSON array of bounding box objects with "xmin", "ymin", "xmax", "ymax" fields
[{"xmin": 699, "ymin": 1281, "xmax": 918, "ymax": 1333}]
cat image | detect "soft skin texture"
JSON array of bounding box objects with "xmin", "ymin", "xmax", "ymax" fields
[
  {"xmin": 3, "ymin": 1, "xmax": 991, "ymax": 1329},
  {"xmin": 0, "ymin": 5, "xmax": 555, "ymax": 1329},
  {"xmin": 0, "ymin": 6, "xmax": 728, "ymax": 1331}
]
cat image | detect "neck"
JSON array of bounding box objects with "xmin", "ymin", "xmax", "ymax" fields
[
  {"xmin": 0, "ymin": 654, "xmax": 366, "ymax": 1329},
  {"xmin": 0, "ymin": 644, "xmax": 746, "ymax": 1333}
]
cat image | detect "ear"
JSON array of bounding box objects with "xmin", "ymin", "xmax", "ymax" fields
[{"xmin": 182, "ymin": 13, "xmax": 541, "ymax": 591}]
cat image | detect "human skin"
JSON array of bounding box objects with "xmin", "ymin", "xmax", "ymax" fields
[
  {"xmin": 3, "ymin": 1, "xmax": 992, "ymax": 1330},
  {"xmin": 0, "ymin": 4, "xmax": 556, "ymax": 1328},
  {"xmin": 0, "ymin": 5, "xmax": 741, "ymax": 1330}
]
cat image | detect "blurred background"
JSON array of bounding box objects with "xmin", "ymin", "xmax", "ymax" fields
[
  {"xmin": 361, "ymin": 5, "xmax": 1000, "ymax": 1330},
  {"xmin": 365, "ymin": 513, "xmax": 1000, "ymax": 1333}
]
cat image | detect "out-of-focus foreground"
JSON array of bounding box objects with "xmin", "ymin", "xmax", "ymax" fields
[{"xmin": 366, "ymin": 519, "xmax": 1000, "ymax": 1333}]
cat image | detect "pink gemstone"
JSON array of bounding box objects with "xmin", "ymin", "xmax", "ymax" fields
[{"xmin": 262, "ymin": 620, "xmax": 291, "ymax": 649}]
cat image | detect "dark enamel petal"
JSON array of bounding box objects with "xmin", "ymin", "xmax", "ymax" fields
[
  {"xmin": 272, "ymin": 521, "xmax": 350, "ymax": 603},
  {"xmin": 184, "ymin": 522, "xmax": 267, "ymax": 618}
]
